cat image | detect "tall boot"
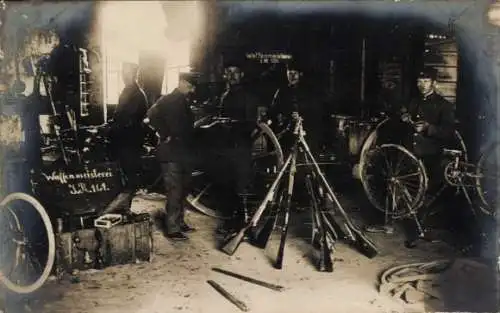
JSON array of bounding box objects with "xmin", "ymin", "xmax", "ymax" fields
[
  {"xmin": 216, "ymin": 194, "xmax": 236, "ymax": 235},
  {"xmin": 216, "ymin": 193, "xmax": 245, "ymax": 235}
]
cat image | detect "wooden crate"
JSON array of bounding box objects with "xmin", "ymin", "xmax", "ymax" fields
[{"xmin": 57, "ymin": 213, "xmax": 153, "ymax": 272}]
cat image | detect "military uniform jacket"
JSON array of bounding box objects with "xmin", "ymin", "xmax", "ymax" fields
[
  {"xmin": 146, "ymin": 89, "xmax": 195, "ymax": 163},
  {"xmin": 216, "ymin": 85, "xmax": 258, "ymax": 148},
  {"xmin": 111, "ymin": 83, "xmax": 149, "ymax": 148},
  {"xmin": 407, "ymin": 92, "xmax": 455, "ymax": 156},
  {"xmin": 269, "ymin": 84, "xmax": 324, "ymax": 148}
]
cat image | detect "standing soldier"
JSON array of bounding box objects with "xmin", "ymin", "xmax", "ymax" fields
[
  {"xmin": 146, "ymin": 73, "xmax": 199, "ymax": 241},
  {"xmin": 268, "ymin": 60, "xmax": 325, "ymax": 155},
  {"xmin": 107, "ymin": 63, "xmax": 149, "ymax": 213},
  {"xmin": 214, "ymin": 60, "xmax": 259, "ymax": 235},
  {"xmin": 366, "ymin": 67, "xmax": 455, "ymax": 239}
]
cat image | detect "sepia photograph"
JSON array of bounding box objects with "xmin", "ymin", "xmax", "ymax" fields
[{"xmin": 0, "ymin": 1, "xmax": 498, "ymax": 312}]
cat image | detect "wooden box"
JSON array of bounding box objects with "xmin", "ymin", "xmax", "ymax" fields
[{"xmin": 57, "ymin": 213, "xmax": 153, "ymax": 272}]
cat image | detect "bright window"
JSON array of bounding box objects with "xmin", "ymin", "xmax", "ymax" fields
[{"xmin": 99, "ymin": 1, "xmax": 200, "ymax": 105}]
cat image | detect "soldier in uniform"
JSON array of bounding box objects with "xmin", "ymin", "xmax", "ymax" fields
[
  {"xmin": 146, "ymin": 73, "xmax": 199, "ymax": 241},
  {"xmin": 366, "ymin": 67, "xmax": 455, "ymax": 237},
  {"xmin": 107, "ymin": 63, "xmax": 149, "ymax": 213},
  {"xmin": 404, "ymin": 67, "xmax": 455, "ymax": 168},
  {"xmin": 268, "ymin": 60, "xmax": 325, "ymax": 155},
  {"xmin": 213, "ymin": 60, "xmax": 259, "ymax": 235}
]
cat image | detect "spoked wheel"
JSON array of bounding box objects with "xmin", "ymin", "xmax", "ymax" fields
[
  {"xmin": 187, "ymin": 122, "xmax": 284, "ymax": 219},
  {"xmin": 360, "ymin": 144, "xmax": 428, "ymax": 219},
  {"xmin": 0, "ymin": 192, "xmax": 55, "ymax": 294},
  {"xmin": 476, "ymin": 141, "xmax": 499, "ymax": 216},
  {"xmin": 358, "ymin": 121, "xmax": 468, "ymax": 173},
  {"xmin": 451, "ymin": 130, "xmax": 469, "ymax": 163}
]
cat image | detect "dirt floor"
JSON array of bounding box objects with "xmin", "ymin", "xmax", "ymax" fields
[{"xmin": 1, "ymin": 185, "xmax": 498, "ymax": 313}]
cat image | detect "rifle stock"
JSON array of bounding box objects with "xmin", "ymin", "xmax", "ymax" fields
[
  {"xmin": 325, "ymin": 211, "xmax": 379, "ymax": 258},
  {"xmin": 221, "ymin": 154, "xmax": 293, "ymax": 256},
  {"xmin": 221, "ymin": 229, "xmax": 246, "ymax": 255},
  {"xmin": 275, "ymin": 150, "xmax": 296, "ymax": 269},
  {"xmin": 349, "ymin": 224, "xmax": 379, "ymax": 258},
  {"xmin": 250, "ymin": 212, "xmax": 277, "ymax": 248},
  {"xmin": 275, "ymin": 198, "xmax": 291, "ymax": 269},
  {"xmin": 250, "ymin": 189, "xmax": 284, "ymax": 248},
  {"xmin": 315, "ymin": 206, "xmax": 333, "ymax": 272},
  {"xmin": 305, "ymin": 175, "xmax": 333, "ymax": 272},
  {"xmin": 318, "ymin": 234, "xmax": 333, "ymax": 272}
]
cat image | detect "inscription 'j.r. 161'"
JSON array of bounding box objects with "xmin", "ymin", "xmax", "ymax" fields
[{"xmin": 68, "ymin": 182, "xmax": 110, "ymax": 195}]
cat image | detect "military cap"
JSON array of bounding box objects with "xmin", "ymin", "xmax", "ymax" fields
[
  {"xmin": 179, "ymin": 72, "xmax": 202, "ymax": 85},
  {"xmin": 223, "ymin": 53, "xmax": 247, "ymax": 69},
  {"xmin": 286, "ymin": 58, "xmax": 302, "ymax": 71},
  {"xmin": 417, "ymin": 67, "xmax": 438, "ymax": 80}
]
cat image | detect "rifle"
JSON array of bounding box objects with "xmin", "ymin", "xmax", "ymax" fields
[
  {"xmin": 221, "ymin": 153, "xmax": 292, "ymax": 255},
  {"xmin": 223, "ymin": 116, "xmax": 378, "ymax": 269},
  {"xmin": 300, "ymin": 135, "xmax": 379, "ymax": 259},
  {"xmin": 274, "ymin": 146, "xmax": 296, "ymax": 269},
  {"xmin": 249, "ymin": 191, "xmax": 281, "ymax": 248},
  {"xmin": 305, "ymin": 174, "xmax": 333, "ymax": 272}
]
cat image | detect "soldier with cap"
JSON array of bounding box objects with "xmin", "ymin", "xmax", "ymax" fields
[
  {"xmin": 269, "ymin": 61, "xmax": 303, "ymax": 132},
  {"xmin": 366, "ymin": 66, "xmax": 456, "ymax": 237},
  {"xmin": 268, "ymin": 59, "xmax": 325, "ymax": 154},
  {"xmin": 146, "ymin": 72, "xmax": 199, "ymax": 241},
  {"xmin": 107, "ymin": 62, "xmax": 149, "ymax": 213},
  {"xmin": 212, "ymin": 59, "xmax": 259, "ymax": 235},
  {"xmin": 403, "ymin": 66, "xmax": 456, "ymax": 161},
  {"xmin": 403, "ymin": 66, "xmax": 456, "ymax": 240}
]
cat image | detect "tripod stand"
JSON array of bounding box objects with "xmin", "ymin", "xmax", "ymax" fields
[{"xmin": 221, "ymin": 117, "xmax": 379, "ymax": 272}]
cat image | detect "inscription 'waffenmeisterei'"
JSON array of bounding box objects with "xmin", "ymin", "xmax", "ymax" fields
[
  {"xmin": 40, "ymin": 168, "xmax": 116, "ymax": 195},
  {"xmin": 41, "ymin": 168, "xmax": 114, "ymax": 184}
]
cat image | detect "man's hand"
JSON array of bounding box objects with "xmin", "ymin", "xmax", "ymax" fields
[
  {"xmin": 401, "ymin": 112, "xmax": 411, "ymax": 123},
  {"xmin": 414, "ymin": 121, "xmax": 429, "ymax": 133},
  {"xmin": 143, "ymin": 117, "xmax": 157, "ymax": 132}
]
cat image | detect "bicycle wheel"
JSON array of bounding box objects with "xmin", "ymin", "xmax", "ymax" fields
[
  {"xmin": 452, "ymin": 130, "xmax": 469, "ymax": 163},
  {"xmin": 476, "ymin": 141, "xmax": 499, "ymax": 216},
  {"xmin": 360, "ymin": 144, "xmax": 428, "ymax": 219},
  {"xmin": 187, "ymin": 122, "xmax": 284, "ymax": 219},
  {"xmin": 0, "ymin": 192, "xmax": 55, "ymax": 294}
]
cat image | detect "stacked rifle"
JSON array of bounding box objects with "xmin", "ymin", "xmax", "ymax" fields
[{"xmin": 221, "ymin": 117, "xmax": 379, "ymax": 272}]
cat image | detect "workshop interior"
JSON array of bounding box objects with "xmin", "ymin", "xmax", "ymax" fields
[{"xmin": 0, "ymin": 1, "xmax": 498, "ymax": 312}]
